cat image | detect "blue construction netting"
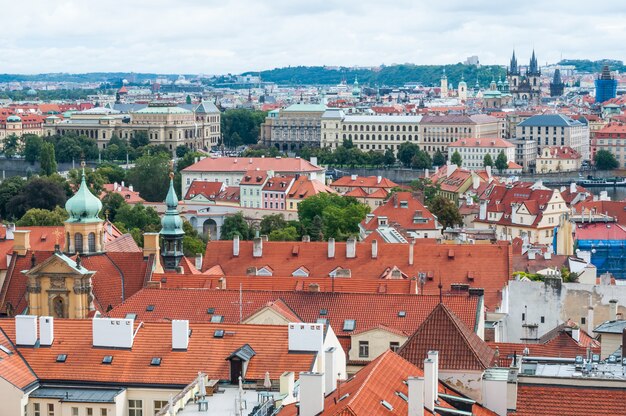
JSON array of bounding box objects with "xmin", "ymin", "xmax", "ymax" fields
[{"xmin": 577, "ymin": 239, "xmax": 626, "ymax": 279}]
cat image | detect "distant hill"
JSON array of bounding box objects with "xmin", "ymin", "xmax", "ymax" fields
[
  {"xmin": 0, "ymin": 72, "xmax": 182, "ymax": 84},
  {"xmin": 558, "ymin": 59, "xmax": 626, "ymax": 74},
  {"xmin": 242, "ymin": 64, "xmax": 508, "ymax": 88}
]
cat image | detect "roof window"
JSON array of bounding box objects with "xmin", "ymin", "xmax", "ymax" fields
[
  {"xmin": 343, "ymin": 319, "xmax": 356, "ymax": 331},
  {"xmin": 56, "ymin": 354, "xmax": 67, "ymax": 363},
  {"xmin": 102, "ymin": 355, "xmax": 113, "ymax": 364},
  {"xmin": 214, "ymin": 330, "xmax": 225, "ymax": 338},
  {"xmin": 398, "ymin": 311, "xmax": 406, "ymax": 318},
  {"xmin": 146, "ymin": 305, "xmax": 155, "ymax": 312},
  {"xmin": 150, "ymin": 357, "xmax": 162, "ymax": 366},
  {"xmin": 125, "ymin": 313, "xmax": 137, "ymax": 320},
  {"xmin": 0, "ymin": 345, "xmax": 12, "ymax": 355},
  {"xmin": 380, "ymin": 400, "xmax": 394, "ymax": 411},
  {"xmin": 207, "ymin": 308, "xmax": 215, "ymax": 314},
  {"xmin": 319, "ymin": 309, "xmax": 328, "ymax": 316},
  {"xmin": 211, "ymin": 315, "xmax": 224, "ymax": 323},
  {"xmin": 396, "ymin": 391, "xmax": 408, "ymax": 401}
]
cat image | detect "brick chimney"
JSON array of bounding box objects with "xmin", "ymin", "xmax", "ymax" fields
[
  {"xmin": 143, "ymin": 233, "xmax": 163, "ymax": 273},
  {"xmin": 13, "ymin": 230, "xmax": 31, "ymax": 256}
]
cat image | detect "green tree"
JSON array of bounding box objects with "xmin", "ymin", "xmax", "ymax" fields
[
  {"xmin": 186, "ymin": 95, "xmax": 192, "ymax": 105},
  {"xmin": 450, "ymin": 150, "xmax": 462, "ymax": 166},
  {"xmin": 114, "ymin": 203, "xmax": 161, "ymax": 232},
  {"xmin": 411, "ymin": 149, "xmax": 432, "ymax": 169},
  {"xmin": 126, "ymin": 152, "xmax": 170, "ymax": 202},
  {"xmin": 269, "ymin": 226, "xmax": 298, "ymax": 241},
  {"xmin": 409, "ymin": 178, "xmax": 439, "ymax": 205},
  {"xmin": 16, "ymin": 207, "xmax": 68, "ymax": 226},
  {"xmin": 68, "ymin": 168, "xmax": 106, "ymax": 195},
  {"xmin": 100, "ymin": 192, "xmax": 126, "ymax": 222},
  {"xmin": 5, "ymin": 177, "xmax": 67, "ymax": 219},
  {"xmin": 298, "ymin": 193, "xmax": 369, "ymax": 241},
  {"xmin": 130, "ymin": 131, "xmax": 149, "ymax": 148},
  {"xmin": 307, "ymin": 215, "xmax": 324, "ymax": 241},
  {"xmin": 39, "ymin": 142, "xmax": 57, "ymax": 175},
  {"xmin": 96, "ymin": 163, "xmax": 126, "ymax": 184},
  {"xmin": 176, "ymin": 145, "xmax": 190, "ymax": 158},
  {"xmin": 495, "ymin": 151, "xmax": 508, "ymax": 172},
  {"xmin": 23, "ymin": 134, "xmax": 43, "ymax": 164},
  {"xmin": 221, "ymin": 109, "xmax": 267, "ymax": 147},
  {"xmin": 433, "ymin": 150, "xmax": 445, "ymax": 167},
  {"xmin": 594, "ymin": 149, "xmax": 619, "ymax": 170},
  {"xmin": 483, "ymin": 153, "xmax": 494, "ymax": 167},
  {"xmin": 259, "ymin": 214, "xmax": 287, "ymax": 236},
  {"xmin": 0, "ymin": 176, "xmax": 25, "ymax": 219},
  {"xmin": 397, "ymin": 142, "xmax": 419, "ymax": 168},
  {"xmin": 342, "ymin": 138, "xmax": 354, "ymax": 149},
  {"xmin": 55, "ymin": 135, "xmax": 83, "ymax": 163},
  {"xmin": 429, "ymin": 195, "xmax": 462, "ymax": 229},
  {"xmin": 2, "ymin": 134, "xmax": 20, "ymax": 158},
  {"xmin": 182, "ymin": 219, "xmax": 206, "ymax": 256},
  {"xmin": 176, "ymin": 151, "xmax": 204, "ymax": 172},
  {"xmin": 383, "ymin": 149, "xmax": 396, "ymax": 167},
  {"xmin": 220, "ymin": 212, "xmax": 251, "ymax": 240}
]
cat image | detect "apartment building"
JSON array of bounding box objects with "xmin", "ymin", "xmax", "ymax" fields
[
  {"xmin": 420, "ymin": 114, "xmax": 500, "ymax": 156},
  {"xmin": 448, "ymin": 137, "xmax": 515, "ymax": 170},
  {"xmin": 261, "ymin": 103, "xmax": 327, "ymax": 151},
  {"xmin": 516, "ymin": 114, "xmax": 590, "ymax": 160},
  {"xmin": 592, "ymin": 122, "xmax": 626, "ymax": 168}
]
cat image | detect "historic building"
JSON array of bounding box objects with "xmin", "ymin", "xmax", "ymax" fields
[
  {"xmin": 0, "ymin": 114, "xmax": 45, "ymax": 141},
  {"xmin": 260, "ymin": 103, "xmax": 327, "ymax": 151},
  {"xmin": 420, "ymin": 114, "xmax": 501, "ymax": 156},
  {"xmin": 507, "ymin": 50, "xmax": 542, "ymax": 105},
  {"xmin": 516, "ymin": 114, "xmax": 590, "ymax": 160},
  {"xmin": 550, "ymin": 68, "xmax": 565, "ymax": 97},
  {"xmin": 595, "ymin": 65, "xmax": 618, "ymax": 104},
  {"xmin": 448, "ymin": 137, "xmax": 515, "ymax": 170}
]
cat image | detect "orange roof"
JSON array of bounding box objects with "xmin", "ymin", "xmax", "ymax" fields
[
  {"xmin": 361, "ymin": 192, "xmax": 440, "ymax": 232},
  {"xmin": 399, "ymin": 303, "xmax": 495, "ymax": 371},
  {"xmin": 200, "ymin": 240, "xmax": 512, "ymax": 310},
  {"xmin": 538, "ymin": 146, "xmax": 582, "ymax": 160},
  {"xmin": 331, "ymin": 175, "xmax": 399, "ymax": 189},
  {"xmin": 574, "ymin": 200, "xmax": 626, "ymax": 225},
  {"xmin": 0, "ymin": 319, "xmax": 315, "ymax": 386},
  {"xmin": 182, "ymin": 157, "xmax": 322, "ymax": 173},
  {"xmin": 241, "ymin": 170, "xmax": 268, "ymax": 185},
  {"xmin": 100, "ymin": 184, "xmax": 145, "ymax": 204},
  {"xmin": 0, "ymin": 328, "xmax": 37, "ymax": 390},
  {"xmin": 287, "ymin": 177, "xmax": 336, "ymax": 199},
  {"xmin": 183, "ymin": 180, "xmax": 224, "ymax": 200}
]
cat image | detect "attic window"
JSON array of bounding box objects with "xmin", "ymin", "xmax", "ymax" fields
[
  {"xmin": 211, "ymin": 315, "xmax": 224, "ymax": 323},
  {"xmin": 396, "ymin": 391, "xmax": 408, "ymax": 402},
  {"xmin": 207, "ymin": 308, "xmax": 215, "ymax": 314},
  {"xmin": 125, "ymin": 313, "xmax": 137, "ymax": 320},
  {"xmin": 0, "ymin": 345, "xmax": 12, "ymax": 355},
  {"xmin": 146, "ymin": 305, "xmax": 155, "ymax": 312},
  {"xmin": 102, "ymin": 355, "xmax": 113, "ymax": 364},
  {"xmin": 343, "ymin": 319, "xmax": 356, "ymax": 331},
  {"xmin": 56, "ymin": 354, "xmax": 67, "ymax": 363},
  {"xmin": 214, "ymin": 330, "xmax": 225, "ymax": 338},
  {"xmin": 398, "ymin": 311, "xmax": 406, "ymax": 318},
  {"xmin": 319, "ymin": 309, "xmax": 328, "ymax": 316},
  {"xmin": 150, "ymin": 357, "xmax": 162, "ymax": 366},
  {"xmin": 400, "ymin": 201, "xmax": 408, "ymax": 208},
  {"xmin": 338, "ymin": 393, "xmax": 350, "ymax": 402},
  {"xmin": 380, "ymin": 400, "xmax": 394, "ymax": 411},
  {"xmin": 316, "ymin": 318, "xmax": 329, "ymax": 325}
]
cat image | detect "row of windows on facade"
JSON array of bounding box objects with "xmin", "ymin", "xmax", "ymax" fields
[
  {"xmin": 521, "ymin": 126, "xmax": 567, "ymax": 134},
  {"xmin": 340, "ymin": 124, "xmax": 418, "ymax": 132},
  {"xmin": 358, "ymin": 340, "xmax": 401, "ymax": 358},
  {"xmin": 339, "ymin": 133, "xmax": 418, "ymax": 141},
  {"xmin": 68, "ymin": 232, "xmax": 97, "ymax": 253}
]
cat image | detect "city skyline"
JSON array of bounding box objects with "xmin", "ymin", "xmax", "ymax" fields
[{"xmin": 2, "ymin": 0, "xmax": 625, "ymax": 75}]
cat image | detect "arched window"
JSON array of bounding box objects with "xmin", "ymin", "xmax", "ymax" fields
[
  {"xmin": 74, "ymin": 233, "xmax": 83, "ymax": 254},
  {"xmin": 88, "ymin": 232, "xmax": 96, "ymax": 253}
]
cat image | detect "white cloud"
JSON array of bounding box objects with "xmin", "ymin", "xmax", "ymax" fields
[{"xmin": 1, "ymin": 0, "xmax": 625, "ymax": 74}]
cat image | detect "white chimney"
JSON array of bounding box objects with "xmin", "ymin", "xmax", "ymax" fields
[
  {"xmin": 510, "ymin": 203, "xmax": 518, "ymax": 224},
  {"xmin": 424, "ymin": 168, "xmax": 429, "ymax": 179},
  {"xmin": 288, "ymin": 323, "xmax": 324, "ymax": 353},
  {"xmin": 129, "ymin": 184, "xmax": 134, "ymax": 192},
  {"xmin": 408, "ymin": 376, "xmax": 425, "ymax": 416},
  {"xmin": 6, "ymin": 223, "xmax": 15, "ymax": 240},
  {"xmin": 377, "ymin": 175, "xmax": 382, "ymax": 184},
  {"xmin": 299, "ymin": 372, "xmax": 325, "ymax": 416},
  {"xmin": 15, "ymin": 315, "xmax": 38, "ymax": 346},
  {"xmin": 371, "ymin": 239, "xmax": 378, "ymax": 259},
  {"xmin": 233, "ymin": 235, "xmax": 240, "ymax": 257},
  {"xmin": 346, "ymin": 237, "xmax": 356, "ymax": 259},
  {"xmin": 39, "ymin": 316, "xmax": 54, "ymax": 346},
  {"xmin": 409, "ymin": 242, "xmax": 414, "ymax": 266},
  {"xmin": 609, "ymin": 300, "xmax": 618, "ymax": 321},
  {"xmin": 427, "ymin": 351, "xmax": 439, "ymax": 402},
  {"xmin": 423, "ymin": 359, "xmax": 436, "ymax": 412},
  {"xmin": 310, "ymin": 156, "xmax": 318, "ymax": 166},
  {"xmin": 253, "ymin": 236, "xmax": 263, "ymax": 258},
  {"xmin": 447, "ymin": 164, "xmax": 457, "ymax": 178},
  {"xmin": 587, "ymin": 307, "xmax": 594, "ymax": 333},
  {"xmin": 570, "ymin": 182, "xmax": 576, "ymax": 194},
  {"xmin": 92, "ymin": 318, "xmax": 134, "ymax": 349},
  {"xmin": 327, "ymin": 238, "xmax": 335, "ymax": 258},
  {"xmin": 195, "ymin": 254, "xmax": 203, "ymax": 270},
  {"xmin": 350, "ymin": 174, "xmax": 357, "ymax": 181},
  {"xmin": 486, "ymin": 165, "xmax": 492, "ymax": 181},
  {"xmin": 479, "ymin": 200, "xmax": 487, "ymax": 221},
  {"xmin": 172, "ymin": 320, "xmax": 189, "ymax": 350},
  {"xmin": 325, "ymin": 347, "xmax": 337, "ymax": 394}
]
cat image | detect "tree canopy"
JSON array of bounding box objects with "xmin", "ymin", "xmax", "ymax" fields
[
  {"xmin": 594, "ymin": 150, "xmax": 619, "ymax": 170},
  {"xmin": 126, "ymin": 152, "xmax": 171, "ymax": 202},
  {"xmin": 450, "ymin": 151, "xmax": 463, "ymax": 166},
  {"xmin": 428, "ymin": 195, "xmax": 462, "ymax": 230},
  {"xmin": 298, "ymin": 193, "xmax": 369, "ymax": 241},
  {"xmin": 17, "ymin": 207, "xmax": 68, "ymax": 226},
  {"xmin": 220, "ymin": 212, "xmax": 252, "ymax": 240},
  {"xmin": 5, "ymin": 177, "xmax": 67, "ymax": 220},
  {"xmin": 495, "ymin": 151, "xmax": 508, "ymax": 172},
  {"xmin": 220, "ymin": 109, "xmax": 267, "ymax": 147}
]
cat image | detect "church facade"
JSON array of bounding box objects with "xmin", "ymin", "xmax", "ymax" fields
[{"xmin": 507, "ymin": 50, "xmax": 542, "ymax": 105}]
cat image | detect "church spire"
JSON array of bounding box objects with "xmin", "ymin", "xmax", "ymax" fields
[
  {"xmin": 509, "ymin": 50, "xmax": 518, "ymax": 75},
  {"xmin": 160, "ymin": 161, "xmax": 185, "ymax": 271},
  {"xmin": 529, "ymin": 49, "xmax": 539, "ymax": 75}
]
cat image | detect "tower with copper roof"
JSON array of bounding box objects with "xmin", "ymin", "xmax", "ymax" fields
[{"xmin": 160, "ymin": 163, "xmax": 185, "ymax": 271}]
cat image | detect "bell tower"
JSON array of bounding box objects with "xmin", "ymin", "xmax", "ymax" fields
[{"xmin": 160, "ymin": 164, "xmax": 185, "ymax": 271}]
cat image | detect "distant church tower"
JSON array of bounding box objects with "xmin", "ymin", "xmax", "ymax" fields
[
  {"xmin": 160, "ymin": 168, "xmax": 185, "ymax": 271},
  {"xmin": 550, "ymin": 69, "xmax": 565, "ymax": 97},
  {"xmin": 458, "ymin": 75, "xmax": 468, "ymax": 101},
  {"xmin": 507, "ymin": 49, "xmax": 541, "ymax": 105},
  {"xmin": 440, "ymin": 69, "xmax": 448, "ymax": 98}
]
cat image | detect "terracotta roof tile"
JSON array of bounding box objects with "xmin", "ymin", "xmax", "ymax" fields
[
  {"xmin": 361, "ymin": 192, "xmax": 440, "ymax": 232},
  {"xmin": 183, "ymin": 180, "xmax": 224, "ymax": 200},
  {"xmin": 0, "ymin": 328, "xmax": 38, "ymax": 389},
  {"xmin": 182, "ymin": 157, "xmax": 322, "ymax": 173}
]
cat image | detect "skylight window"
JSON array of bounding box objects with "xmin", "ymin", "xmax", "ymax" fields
[
  {"xmin": 210, "ymin": 315, "xmax": 224, "ymax": 323},
  {"xmin": 338, "ymin": 393, "xmax": 350, "ymax": 402},
  {"xmin": 150, "ymin": 357, "xmax": 162, "ymax": 366},
  {"xmin": 316, "ymin": 318, "xmax": 329, "ymax": 325},
  {"xmin": 380, "ymin": 400, "xmax": 394, "ymax": 411},
  {"xmin": 102, "ymin": 355, "xmax": 113, "ymax": 364},
  {"xmin": 0, "ymin": 345, "xmax": 12, "ymax": 355},
  {"xmin": 319, "ymin": 309, "xmax": 328, "ymax": 316},
  {"xmin": 343, "ymin": 319, "xmax": 356, "ymax": 331},
  {"xmin": 398, "ymin": 311, "xmax": 406, "ymax": 318},
  {"xmin": 56, "ymin": 354, "xmax": 67, "ymax": 363},
  {"xmin": 214, "ymin": 330, "xmax": 225, "ymax": 338},
  {"xmin": 125, "ymin": 313, "xmax": 137, "ymax": 320},
  {"xmin": 207, "ymin": 308, "xmax": 215, "ymax": 314},
  {"xmin": 396, "ymin": 391, "xmax": 408, "ymax": 402},
  {"xmin": 146, "ymin": 305, "xmax": 155, "ymax": 312}
]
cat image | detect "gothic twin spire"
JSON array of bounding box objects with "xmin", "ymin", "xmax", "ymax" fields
[{"xmin": 509, "ymin": 49, "xmax": 539, "ymax": 76}]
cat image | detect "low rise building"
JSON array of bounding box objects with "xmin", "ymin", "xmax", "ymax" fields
[
  {"xmin": 262, "ymin": 175, "xmax": 295, "ymax": 210},
  {"xmin": 239, "ymin": 170, "xmax": 269, "ymax": 208},
  {"xmin": 448, "ymin": 137, "xmax": 515, "ymax": 170},
  {"xmin": 536, "ymin": 146, "xmax": 582, "ymax": 173}
]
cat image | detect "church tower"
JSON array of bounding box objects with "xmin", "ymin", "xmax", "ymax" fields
[
  {"xmin": 440, "ymin": 69, "xmax": 448, "ymax": 97},
  {"xmin": 160, "ymin": 168, "xmax": 185, "ymax": 271},
  {"xmin": 64, "ymin": 165, "xmax": 105, "ymax": 254},
  {"xmin": 507, "ymin": 50, "xmax": 520, "ymax": 93},
  {"xmin": 458, "ymin": 75, "xmax": 468, "ymax": 101},
  {"xmin": 527, "ymin": 49, "xmax": 541, "ymax": 97},
  {"xmin": 550, "ymin": 69, "xmax": 565, "ymax": 97}
]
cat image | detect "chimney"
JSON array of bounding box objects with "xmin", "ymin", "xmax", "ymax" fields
[
  {"xmin": 371, "ymin": 239, "xmax": 378, "ymax": 259},
  {"xmin": 609, "ymin": 299, "xmax": 618, "ymax": 321},
  {"xmin": 570, "ymin": 182, "xmax": 576, "ymax": 194},
  {"xmin": 172, "ymin": 320, "xmax": 189, "ymax": 350},
  {"xmin": 310, "ymin": 156, "xmax": 318, "ymax": 166},
  {"xmin": 325, "ymin": 347, "xmax": 337, "ymax": 394},
  {"xmin": 472, "ymin": 173, "xmax": 480, "ymax": 190},
  {"xmin": 351, "ymin": 174, "xmax": 357, "ymax": 181},
  {"xmin": 393, "ymin": 193, "xmax": 398, "ymax": 208},
  {"xmin": 195, "ymin": 254, "xmax": 203, "ymax": 271},
  {"xmin": 409, "ymin": 242, "xmax": 414, "ymax": 266},
  {"xmin": 447, "ymin": 164, "xmax": 457, "ymax": 178},
  {"xmin": 143, "ymin": 233, "xmax": 163, "ymax": 273},
  {"xmin": 486, "ymin": 165, "xmax": 492, "ymax": 180},
  {"xmin": 423, "ymin": 359, "xmax": 435, "ymax": 412},
  {"xmin": 92, "ymin": 317, "xmax": 134, "ymax": 349},
  {"xmin": 299, "ymin": 372, "xmax": 324, "ymax": 416},
  {"xmin": 427, "ymin": 351, "xmax": 439, "ymax": 402},
  {"xmin": 253, "ymin": 237, "xmax": 263, "ymax": 258},
  {"xmin": 407, "ymin": 376, "xmax": 425, "ymax": 416},
  {"xmin": 479, "ymin": 200, "xmax": 487, "ymax": 221},
  {"xmin": 410, "ymin": 278, "xmax": 418, "ymax": 294},
  {"xmin": 13, "ymin": 230, "xmax": 31, "ymax": 256},
  {"xmin": 39, "ymin": 316, "xmax": 54, "ymax": 346},
  {"xmin": 15, "ymin": 315, "xmax": 37, "ymax": 346},
  {"xmin": 261, "ymin": 234, "xmax": 269, "ymax": 242},
  {"xmin": 280, "ymin": 372, "xmax": 295, "ymax": 400},
  {"xmin": 6, "ymin": 223, "xmax": 15, "ymax": 240},
  {"xmin": 233, "ymin": 235, "xmax": 240, "ymax": 257},
  {"xmin": 377, "ymin": 175, "xmax": 382, "ymax": 184},
  {"xmin": 327, "ymin": 238, "xmax": 335, "ymax": 258},
  {"xmin": 129, "ymin": 184, "xmax": 134, "ymax": 192},
  {"xmin": 571, "ymin": 326, "xmax": 580, "ymax": 343},
  {"xmin": 587, "ymin": 306, "xmax": 594, "ymax": 333},
  {"xmin": 302, "ymin": 235, "xmax": 311, "ymax": 242},
  {"xmin": 346, "ymin": 237, "xmax": 356, "ymax": 259}
]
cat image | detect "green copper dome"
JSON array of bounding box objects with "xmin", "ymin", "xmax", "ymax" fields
[
  {"xmin": 65, "ymin": 169, "xmax": 103, "ymax": 223},
  {"xmin": 160, "ymin": 177, "xmax": 184, "ymax": 236}
]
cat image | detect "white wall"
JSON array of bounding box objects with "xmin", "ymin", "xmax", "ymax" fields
[{"xmin": 0, "ymin": 378, "xmax": 26, "ymax": 416}]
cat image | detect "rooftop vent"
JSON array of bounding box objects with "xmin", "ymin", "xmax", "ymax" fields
[
  {"xmin": 56, "ymin": 354, "xmax": 67, "ymax": 363},
  {"xmin": 102, "ymin": 355, "xmax": 113, "ymax": 364},
  {"xmin": 150, "ymin": 357, "xmax": 162, "ymax": 366},
  {"xmin": 380, "ymin": 400, "xmax": 394, "ymax": 411}
]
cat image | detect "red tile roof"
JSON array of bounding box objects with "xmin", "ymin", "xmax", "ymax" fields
[
  {"xmin": 287, "ymin": 177, "xmax": 336, "ymax": 199},
  {"xmin": 398, "ymin": 303, "xmax": 495, "ymax": 371},
  {"xmin": 0, "ymin": 328, "xmax": 37, "ymax": 390},
  {"xmin": 512, "ymin": 384, "xmax": 626, "ymax": 416},
  {"xmin": 183, "ymin": 180, "xmax": 224, "ymax": 200},
  {"xmin": 538, "ymin": 146, "xmax": 582, "ymax": 160},
  {"xmin": 0, "ymin": 319, "xmax": 315, "ymax": 386},
  {"xmin": 182, "ymin": 157, "xmax": 322, "ymax": 173},
  {"xmin": 241, "ymin": 170, "xmax": 268, "ymax": 185},
  {"xmin": 573, "ymin": 200, "xmax": 626, "ymax": 226},
  {"xmin": 574, "ymin": 223, "xmax": 626, "ymax": 240},
  {"xmin": 100, "ymin": 184, "xmax": 145, "ymax": 204},
  {"xmin": 331, "ymin": 176, "xmax": 399, "ymax": 189},
  {"xmin": 361, "ymin": 192, "xmax": 440, "ymax": 232}
]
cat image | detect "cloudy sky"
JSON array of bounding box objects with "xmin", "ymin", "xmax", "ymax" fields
[{"xmin": 2, "ymin": 0, "xmax": 625, "ymax": 74}]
